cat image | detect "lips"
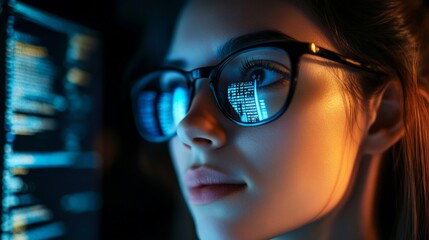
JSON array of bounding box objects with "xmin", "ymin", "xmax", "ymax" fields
[{"xmin": 185, "ymin": 167, "xmax": 246, "ymax": 205}]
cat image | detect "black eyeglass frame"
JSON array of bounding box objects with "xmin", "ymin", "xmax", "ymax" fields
[{"xmin": 131, "ymin": 39, "xmax": 384, "ymax": 142}]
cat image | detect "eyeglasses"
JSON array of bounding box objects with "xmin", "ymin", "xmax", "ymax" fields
[{"xmin": 131, "ymin": 39, "xmax": 382, "ymax": 142}]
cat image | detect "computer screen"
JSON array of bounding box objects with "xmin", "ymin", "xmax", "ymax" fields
[{"xmin": 0, "ymin": 0, "xmax": 102, "ymax": 239}]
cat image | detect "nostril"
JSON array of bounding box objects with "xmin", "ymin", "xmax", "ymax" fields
[
  {"xmin": 192, "ymin": 137, "xmax": 213, "ymax": 146},
  {"xmin": 182, "ymin": 142, "xmax": 192, "ymax": 149}
]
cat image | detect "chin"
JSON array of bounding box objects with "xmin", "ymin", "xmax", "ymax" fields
[
  {"xmin": 195, "ymin": 226, "xmax": 245, "ymax": 240},
  {"xmin": 192, "ymin": 215, "xmax": 272, "ymax": 240}
]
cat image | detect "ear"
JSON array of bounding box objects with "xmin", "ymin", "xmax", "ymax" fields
[{"xmin": 361, "ymin": 81, "xmax": 405, "ymax": 155}]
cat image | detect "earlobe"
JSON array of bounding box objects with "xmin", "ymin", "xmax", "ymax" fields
[{"xmin": 361, "ymin": 81, "xmax": 405, "ymax": 155}]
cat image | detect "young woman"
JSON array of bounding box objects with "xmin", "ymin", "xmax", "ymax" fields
[{"xmin": 131, "ymin": 0, "xmax": 429, "ymax": 239}]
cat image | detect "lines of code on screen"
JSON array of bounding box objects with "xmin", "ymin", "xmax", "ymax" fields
[{"xmin": 1, "ymin": 1, "xmax": 102, "ymax": 239}]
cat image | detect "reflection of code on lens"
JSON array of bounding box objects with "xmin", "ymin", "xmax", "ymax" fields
[
  {"xmin": 158, "ymin": 93, "xmax": 175, "ymax": 136},
  {"xmin": 139, "ymin": 92, "xmax": 160, "ymax": 136},
  {"xmin": 227, "ymin": 81, "xmax": 268, "ymax": 123}
]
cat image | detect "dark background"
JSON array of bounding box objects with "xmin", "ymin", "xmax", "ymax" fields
[{"xmin": 16, "ymin": 0, "xmax": 195, "ymax": 239}]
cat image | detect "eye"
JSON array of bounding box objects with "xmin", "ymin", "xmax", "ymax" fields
[{"xmin": 239, "ymin": 59, "xmax": 290, "ymax": 88}]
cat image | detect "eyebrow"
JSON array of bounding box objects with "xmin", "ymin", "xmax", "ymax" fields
[
  {"xmin": 163, "ymin": 30, "xmax": 294, "ymax": 68},
  {"xmin": 218, "ymin": 30, "xmax": 294, "ymax": 59}
]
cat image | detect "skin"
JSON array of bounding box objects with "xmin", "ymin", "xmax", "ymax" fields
[{"xmin": 165, "ymin": 0, "xmax": 403, "ymax": 239}]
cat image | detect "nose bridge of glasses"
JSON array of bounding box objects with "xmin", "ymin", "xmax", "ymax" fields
[
  {"xmin": 190, "ymin": 66, "xmax": 213, "ymax": 81},
  {"xmin": 184, "ymin": 66, "xmax": 215, "ymax": 110}
]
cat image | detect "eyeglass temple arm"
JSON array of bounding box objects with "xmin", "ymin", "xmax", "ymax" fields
[{"xmin": 309, "ymin": 43, "xmax": 383, "ymax": 75}]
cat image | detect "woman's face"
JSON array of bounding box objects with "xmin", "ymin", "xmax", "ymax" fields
[{"xmin": 168, "ymin": 0, "xmax": 368, "ymax": 239}]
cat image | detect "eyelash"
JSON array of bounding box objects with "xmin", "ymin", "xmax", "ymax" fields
[{"xmin": 239, "ymin": 58, "xmax": 290, "ymax": 80}]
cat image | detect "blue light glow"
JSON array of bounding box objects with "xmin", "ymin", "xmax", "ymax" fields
[
  {"xmin": 138, "ymin": 91, "xmax": 160, "ymax": 136},
  {"xmin": 158, "ymin": 93, "xmax": 174, "ymax": 135},
  {"xmin": 61, "ymin": 191, "xmax": 102, "ymax": 213},
  {"xmin": 6, "ymin": 151, "xmax": 98, "ymax": 168},
  {"xmin": 172, "ymin": 86, "xmax": 188, "ymax": 126},
  {"xmin": 12, "ymin": 222, "xmax": 65, "ymax": 240}
]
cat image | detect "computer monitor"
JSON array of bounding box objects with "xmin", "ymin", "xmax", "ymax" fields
[{"xmin": 0, "ymin": 0, "xmax": 102, "ymax": 239}]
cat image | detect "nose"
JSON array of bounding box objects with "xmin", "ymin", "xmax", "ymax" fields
[{"xmin": 175, "ymin": 81, "xmax": 227, "ymax": 150}]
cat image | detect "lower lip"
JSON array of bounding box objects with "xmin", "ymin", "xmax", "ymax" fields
[{"xmin": 188, "ymin": 184, "xmax": 246, "ymax": 205}]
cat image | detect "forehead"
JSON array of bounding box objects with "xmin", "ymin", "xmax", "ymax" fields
[{"xmin": 167, "ymin": 0, "xmax": 334, "ymax": 67}]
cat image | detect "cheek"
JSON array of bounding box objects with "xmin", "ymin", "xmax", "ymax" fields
[
  {"xmin": 259, "ymin": 97, "xmax": 354, "ymax": 210},
  {"xmin": 168, "ymin": 138, "xmax": 190, "ymax": 192}
]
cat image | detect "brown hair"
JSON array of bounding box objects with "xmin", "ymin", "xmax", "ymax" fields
[{"xmin": 305, "ymin": 0, "xmax": 429, "ymax": 239}]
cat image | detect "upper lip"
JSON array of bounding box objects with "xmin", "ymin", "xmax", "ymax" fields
[{"xmin": 185, "ymin": 166, "xmax": 246, "ymax": 188}]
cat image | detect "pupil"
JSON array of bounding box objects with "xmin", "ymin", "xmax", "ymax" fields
[{"xmin": 251, "ymin": 69, "xmax": 264, "ymax": 82}]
